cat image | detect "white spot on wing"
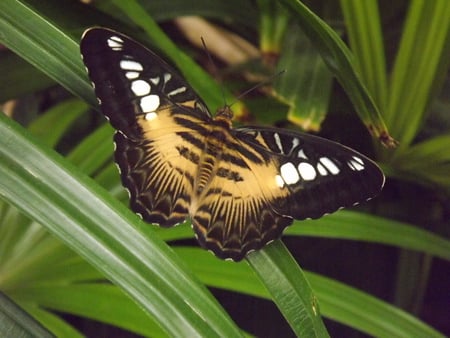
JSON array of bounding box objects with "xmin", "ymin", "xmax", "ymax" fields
[
  {"xmin": 348, "ymin": 156, "xmax": 365, "ymax": 171},
  {"xmin": 280, "ymin": 162, "xmax": 300, "ymax": 184},
  {"xmin": 140, "ymin": 94, "xmax": 160, "ymax": 112},
  {"xmin": 168, "ymin": 86, "xmax": 187, "ymax": 97},
  {"xmin": 292, "ymin": 137, "xmax": 300, "ymax": 150},
  {"xmin": 145, "ymin": 112, "xmax": 158, "ymax": 121},
  {"xmin": 131, "ymin": 80, "xmax": 151, "ymax": 96},
  {"xmin": 163, "ymin": 72, "xmax": 172, "ymax": 83},
  {"xmin": 107, "ymin": 36, "xmax": 123, "ymax": 50},
  {"xmin": 125, "ymin": 71, "xmax": 140, "ymax": 79},
  {"xmin": 275, "ymin": 175, "xmax": 285, "ymax": 188},
  {"xmin": 319, "ymin": 157, "xmax": 340, "ymax": 175},
  {"xmin": 298, "ymin": 162, "xmax": 317, "ymax": 181},
  {"xmin": 317, "ymin": 163, "xmax": 328, "ymax": 176},
  {"xmin": 352, "ymin": 155, "xmax": 364, "ymax": 165},
  {"xmin": 274, "ymin": 133, "xmax": 283, "ymax": 152},
  {"xmin": 110, "ymin": 36, "xmax": 123, "ymax": 43},
  {"xmin": 120, "ymin": 60, "xmax": 143, "ymax": 71},
  {"xmin": 297, "ymin": 149, "xmax": 308, "ymax": 159},
  {"xmin": 150, "ymin": 76, "xmax": 160, "ymax": 85}
]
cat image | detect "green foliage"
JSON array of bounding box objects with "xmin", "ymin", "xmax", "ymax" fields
[{"xmin": 0, "ymin": 0, "xmax": 448, "ymax": 337}]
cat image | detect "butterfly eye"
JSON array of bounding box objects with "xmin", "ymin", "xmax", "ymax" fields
[{"xmin": 81, "ymin": 27, "xmax": 384, "ymax": 261}]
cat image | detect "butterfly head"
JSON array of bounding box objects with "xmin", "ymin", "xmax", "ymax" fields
[{"xmin": 214, "ymin": 105, "xmax": 234, "ymax": 129}]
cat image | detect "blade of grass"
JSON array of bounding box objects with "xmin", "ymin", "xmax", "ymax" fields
[
  {"xmin": 0, "ymin": 51, "xmax": 54, "ymax": 102},
  {"xmin": 98, "ymin": 0, "xmax": 258, "ymax": 28},
  {"xmin": 27, "ymin": 99, "xmax": 88, "ymax": 148},
  {"xmin": 286, "ymin": 210, "xmax": 450, "ymax": 261},
  {"xmin": 0, "ymin": 291, "xmax": 55, "ymax": 338},
  {"xmin": 247, "ymin": 241, "xmax": 330, "ymax": 338},
  {"xmin": 21, "ymin": 305, "xmax": 83, "ymax": 338},
  {"xmin": 340, "ymin": 0, "xmax": 388, "ymax": 109},
  {"xmin": 257, "ymin": 0, "xmax": 290, "ymax": 53},
  {"xmin": 306, "ymin": 272, "xmax": 444, "ymax": 338},
  {"xmin": 66, "ymin": 123, "xmax": 114, "ymax": 175},
  {"xmin": 385, "ymin": 0, "xmax": 450, "ymax": 151},
  {"xmin": 391, "ymin": 134, "xmax": 450, "ymax": 188},
  {"xmin": 275, "ymin": 24, "xmax": 333, "ymax": 131},
  {"xmin": 175, "ymin": 247, "xmax": 445, "ymax": 338},
  {"xmin": 0, "ymin": 0, "xmax": 97, "ymax": 106},
  {"xmin": 279, "ymin": 0, "xmax": 395, "ymax": 146},
  {"xmin": 13, "ymin": 284, "xmax": 167, "ymax": 338}
]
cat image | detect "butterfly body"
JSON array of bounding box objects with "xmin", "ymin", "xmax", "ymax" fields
[{"xmin": 81, "ymin": 27, "xmax": 384, "ymax": 261}]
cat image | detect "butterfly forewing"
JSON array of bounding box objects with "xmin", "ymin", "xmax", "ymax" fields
[
  {"xmin": 80, "ymin": 27, "xmax": 385, "ymax": 261},
  {"xmin": 80, "ymin": 27, "xmax": 212, "ymax": 135}
]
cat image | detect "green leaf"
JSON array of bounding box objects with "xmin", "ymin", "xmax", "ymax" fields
[
  {"xmin": 0, "ymin": 291, "xmax": 55, "ymax": 338},
  {"xmin": 385, "ymin": 0, "xmax": 450, "ymax": 151},
  {"xmin": 279, "ymin": 0, "xmax": 395, "ymax": 146},
  {"xmin": 390, "ymin": 134, "xmax": 450, "ymax": 188},
  {"xmin": 0, "ymin": 0, "xmax": 97, "ymax": 106},
  {"xmin": 340, "ymin": 0, "xmax": 388, "ymax": 109},
  {"xmin": 66, "ymin": 123, "xmax": 114, "ymax": 175},
  {"xmin": 275, "ymin": 24, "xmax": 333, "ymax": 131},
  {"xmin": 27, "ymin": 99, "xmax": 88, "ymax": 148},
  {"xmin": 286, "ymin": 210, "xmax": 450, "ymax": 261},
  {"xmin": 176, "ymin": 247, "xmax": 445, "ymax": 338},
  {"xmin": 154, "ymin": 210, "xmax": 450, "ymax": 262},
  {"xmin": 257, "ymin": 0, "xmax": 290, "ymax": 52},
  {"xmin": 12, "ymin": 284, "xmax": 167, "ymax": 338},
  {"xmin": 0, "ymin": 112, "xmax": 242, "ymax": 337},
  {"xmin": 247, "ymin": 241, "xmax": 330, "ymax": 337},
  {"xmin": 21, "ymin": 305, "xmax": 83, "ymax": 338},
  {"xmin": 306, "ymin": 273, "xmax": 445, "ymax": 338},
  {"xmin": 0, "ymin": 51, "xmax": 54, "ymax": 102}
]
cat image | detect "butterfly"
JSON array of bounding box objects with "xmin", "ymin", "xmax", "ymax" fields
[{"xmin": 80, "ymin": 27, "xmax": 385, "ymax": 261}]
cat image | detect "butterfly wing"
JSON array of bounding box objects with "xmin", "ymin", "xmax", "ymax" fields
[
  {"xmin": 235, "ymin": 127, "xmax": 385, "ymax": 220},
  {"xmin": 190, "ymin": 126, "xmax": 384, "ymax": 261},
  {"xmin": 189, "ymin": 136, "xmax": 293, "ymax": 261},
  {"xmin": 80, "ymin": 27, "xmax": 212, "ymax": 226}
]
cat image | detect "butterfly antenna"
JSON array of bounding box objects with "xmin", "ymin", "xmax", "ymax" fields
[
  {"xmin": 201, "ymin": 37, "xmax": 228, "ymax": 106},
  {"xmin": 228, "ymin": 69, "xmax": 286, "ymax": 108}
]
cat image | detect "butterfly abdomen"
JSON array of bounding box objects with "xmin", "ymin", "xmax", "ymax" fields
[{"xmin": 194, "ymin": 124, "xmax": 231, "ymax": 195}]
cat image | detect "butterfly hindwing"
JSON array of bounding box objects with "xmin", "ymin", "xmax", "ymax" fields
[{"xmin": 189, "ymin": 133, "xmax": 293, "ymax": 261}]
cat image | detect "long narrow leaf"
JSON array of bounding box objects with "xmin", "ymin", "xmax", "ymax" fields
[
  {"xmin": 247, "ymin": 241, "xmax": 330, "ymax": 337},
  {"xmin": 286, "ymin": 211, "xmax": 450, "ymax": 262},
  {"xmin": 386, "ymin": 0, "xmax": 450, "ymax": 150},
  {"xmin": 340, "ymin": 0, "xmax": 388, "ymax": 109},
  {"xmin": 0, "ymin": 0, "xmax": 97, "ymax": 106},
  {"xmin": 176, "ymin": 247, "xmax": 445, "ymax": 338},
  {"xmin": 12, "ymin": 284, "xmax": 166, "ymax": 338},
  {"xmin": 391, "ymin": 135, "xmax": 450, "ymax": 188},
  {"xmin": 279, "ymin": 0, "xmax": 395, "ymax": 146},
  {"xmin": 0, "ymin": 291, "xmax": 55, "ymax": 338}
]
